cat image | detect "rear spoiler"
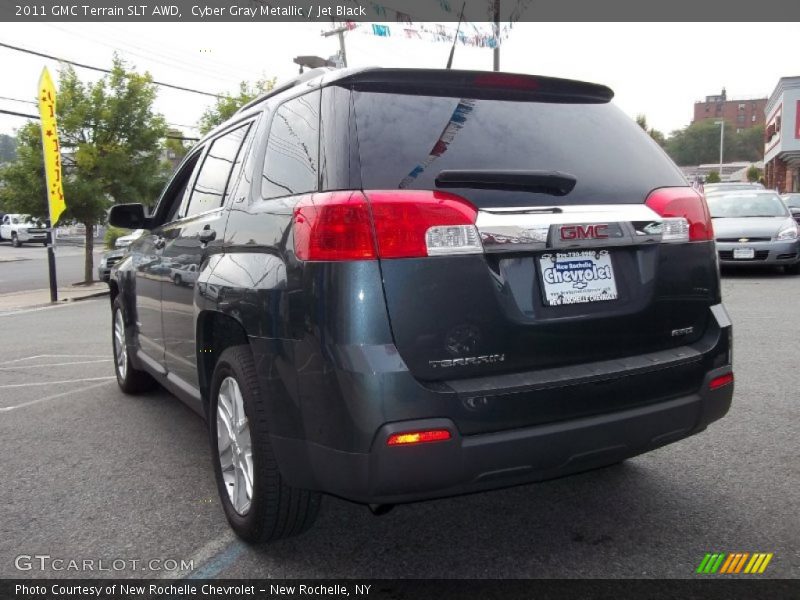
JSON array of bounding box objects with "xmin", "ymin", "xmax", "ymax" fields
[{"xmin": 328, "ymin": 68, "xmax": 614, "ymax": 104}]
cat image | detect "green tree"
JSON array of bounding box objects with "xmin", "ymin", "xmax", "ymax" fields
[
  {"xmin": 0, "ymin": 57, "xmax": 167, "ymax": 283},
  {"xmin": 635, "ymin": 114, "xmax": 666, "ymax": 147},
  {"xmin": 665, "ymin": 121, "xmax": 765, "ymax": 166},
  {"xmin": 198, "ymin": 79, "xmax": 275, "ymax": 134},
  {"xmin": 746, "ymin": 164, "xmax": 761, "ymax": 182},
  {"xmin": 0, "ymin": 134, "xmax": 16, "ymax": 164},
  {"xmin": 705, "ymin": 171, "xmax": 721, "ymax": 184}
]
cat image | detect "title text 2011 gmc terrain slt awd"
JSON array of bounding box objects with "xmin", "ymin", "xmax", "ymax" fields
[{"xmin": 107, "ymin": 68, "xmax": 734, "ymax": 542}]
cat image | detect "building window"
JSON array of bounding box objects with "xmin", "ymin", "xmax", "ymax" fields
[
  {"xmin": 738, "ymin": 103, "xmax": 745, "ymax": 110},
  {"xmin": 737, "ymin": 114, "xmax": 746, "ymax": 123},
  {"xmin": 752, "ymin": 115, "xmax": 756, "ymax": 122}
]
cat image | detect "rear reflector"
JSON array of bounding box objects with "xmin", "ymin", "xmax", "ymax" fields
[
  {"xmin": 709, "ymin": 373, "xmax": 734, "ymax": 390},
  {"xmin": 645, "ymin": 187, "xmax": 714, "ymax": 242},
  {"xmin": 386, "ymin": 429, "xmax": 452, "ymax": 446},
  {"xmin": 293, "ymin": 190, "xmax": 481, "ymax": 260}
]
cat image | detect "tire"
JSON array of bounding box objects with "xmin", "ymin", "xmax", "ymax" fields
[
  {"xmin": 174, "ymin": 274, "xmax": 182, "ymax": 286},
  {"xmin": 209, "ymin": 345, "xmax": 321, "ymax": 543},
  {"xmin": 11, "ymin": 233, "xmax": 21, "ymax": 248},
  {"xmin": 112, "ymin": 296, "xmax": 157, "ymax": 393},
  {"xmin": 785, "ymin": 262, "xmax": 800, "ymax": 275}
]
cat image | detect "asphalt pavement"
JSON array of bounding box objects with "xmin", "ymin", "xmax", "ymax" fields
[
  {"xmin": 0, "ymin": 271, "xmax": 798, "ymax": 579},
  {"xmin": 0, "ymin": 241, "xmax": 104, "ymax": 292}
]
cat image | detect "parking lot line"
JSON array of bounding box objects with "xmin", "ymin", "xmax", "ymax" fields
[
  {"xmin": 0, "ymin": 379, "xmax": 114, "ymax": 412},
  {"xmin": 0, "ymin": 376, "xmax": 115, "ymax": 388},
  {"xmin": 185, "ymin": 540, "xmax": 246, "ymax": 580},
  {"xmin": 0, "ymin": 359, "xmax": 112, "ymax": 370},
  {"xmin": 0, "ymin": 353, "xmax": 108, "ymax": 365}
]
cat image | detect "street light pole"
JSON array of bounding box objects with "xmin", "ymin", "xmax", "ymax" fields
[
  {"xmin": 715, "ymin": 120, "xmax": 725, "ymax": 179},
  {"xmin": 321, "ymin": 26, "xmax": 348, "ymax": 67},
  {"xmin": 493, "ymin": 0, "xmax": 500, "ymax": 71}
]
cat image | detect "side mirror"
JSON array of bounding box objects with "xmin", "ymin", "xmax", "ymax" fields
[{"xmin": 109, "ymin": 204, "xmax": 150, "ymax": 229}]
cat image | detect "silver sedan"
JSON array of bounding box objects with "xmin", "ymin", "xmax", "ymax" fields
[{"xmin": 708, "ymin": 191, "xmax": 800, "ymax": 274}]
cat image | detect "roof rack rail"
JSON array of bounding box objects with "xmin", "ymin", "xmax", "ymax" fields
[{"xmin": 235, "ymin": 67, "xmax": 334, "ymax": 114}]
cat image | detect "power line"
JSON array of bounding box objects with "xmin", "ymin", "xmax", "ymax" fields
[
  {"xmin": 0, "ymin": 41, "xmax": 224, "ymax": 99},
  {"xmin": 0, "ymin": 95, "xmax": 37, "ymax": 106},
  {"xmin": 0, "ymin": 109, "xmax": 200, "ymax": 140},
  {"xmin": 45, "ymin": 24, "xmax": 250, "ymax": 88},
  {"xmin": 0, "ymin": 108, "xmax": 38, "ymax": 119}
]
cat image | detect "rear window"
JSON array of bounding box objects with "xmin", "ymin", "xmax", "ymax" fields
[{"xmin": 352, "ymin": 91, "xmax": 685, "ymax": 206}]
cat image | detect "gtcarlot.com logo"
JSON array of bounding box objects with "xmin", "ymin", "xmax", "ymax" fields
[
  {"xmin": 696, "ymin": 552, "xmax": 773, "ymax": 574},
  {"xmin": 14, "ymin": 554, "xmax": 194, "ymax": 572}
]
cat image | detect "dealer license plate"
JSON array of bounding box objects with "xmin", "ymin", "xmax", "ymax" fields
[
  {"xmin": 539, "ymin": 250, "xmax": 618, "ymax": 306},
  {"xmin": 733, "ymin": 247, "xmax": 755, "ymax": 259}
]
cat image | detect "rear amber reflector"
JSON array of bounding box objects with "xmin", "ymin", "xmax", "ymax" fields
[
  {"xmin": 709, "ymin": 373, "xmax": 734, "ymax": 390},
  {"xmin": 386, "ymin": 429, "xmax": 452, "ymax": 446}
]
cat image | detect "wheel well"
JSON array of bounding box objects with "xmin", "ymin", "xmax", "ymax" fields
[{"xmin": 196, "ymin": 311, "xmax": 249, "ymax": 406}]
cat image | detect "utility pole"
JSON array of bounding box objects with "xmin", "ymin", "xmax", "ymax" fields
[
  {"xmin": 715, "ymin": 120, "xmax": 725, "ymax": 179},
  {"xmin": 322, "ymin": 25, "xmax": 348, "ymax": 67},
  {"xmin": 493, "ymin": 0, "xmax": 500, "ymax": 71}
]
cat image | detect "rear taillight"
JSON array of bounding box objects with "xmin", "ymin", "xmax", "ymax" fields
[
  {"xmin": 293, "ymin": 192, "xmax": 376, "ymax": 261},
  {"xmin": 709, "ymin": 373, "xmax": 734, "ymax": 390},
  {"xmin": 293, "ymin": 190, "xmax": 481, "ymax": 261},
  {"xmin": 645, "ymin": 187, "xmax": 714, "ymax": 242},
  {"xmin": 387, "ymin": 429, "xmax": 452, "ymax": 446}
]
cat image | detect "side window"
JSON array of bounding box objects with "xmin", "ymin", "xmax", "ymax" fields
[
  {"xmin": 184, "ymin": 123, "xmax": 251, "ymax": 218},
  {"xmin": 261, "ymin": 90, "xmax": 320, "ymax": 200},
  {"xmin": 155, "ymin": 151, "xmax": 203, "ymax": 226}
]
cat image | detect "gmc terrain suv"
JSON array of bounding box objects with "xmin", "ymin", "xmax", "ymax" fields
[{"xmin": 108, "ymin": 68, "xmax": 734, "ymax": 542}]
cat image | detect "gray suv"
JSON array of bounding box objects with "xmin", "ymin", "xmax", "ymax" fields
[{"xmin": 107, "ymin": 67, "xmax": 734, "ymax": 543}]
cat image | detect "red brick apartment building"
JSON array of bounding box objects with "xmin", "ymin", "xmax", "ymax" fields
[{"xmin": 693, "ymin": 88, "xmax": 767, "ymax": 131}]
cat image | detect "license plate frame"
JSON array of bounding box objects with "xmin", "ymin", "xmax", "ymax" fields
[
  {"xmin": 733, "ymin": 247, "xmax": 755, "ymax": 259},
  {"xmin": 538, "ymin": 250, "xmax": 619, "ymax": 306}
]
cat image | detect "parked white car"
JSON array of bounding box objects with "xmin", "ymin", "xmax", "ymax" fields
[
  {"xmin": 170, "ymin": 263, "xmax": 198, "ymax": 286},
  {"xmin": 114, "ymin": 229, "xmax": 145, "ymax": 248},
  {"xmin": 0, "ymin": 214, "xmax": 48, "ymax": 247}
]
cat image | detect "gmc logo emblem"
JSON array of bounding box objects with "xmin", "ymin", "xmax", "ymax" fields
[{"xmin": 560, "ymin": 224, "xmax": 609, "ymax": 240}]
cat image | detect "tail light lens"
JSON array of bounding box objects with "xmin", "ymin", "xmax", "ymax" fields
[
  {"xmin": 293, "ymin": 190, "xmax": 481, "ymax": 261},
  {"xmin": 645, "ymin": 187, "xmax": 714, "ymax": 242},
  {"xmin": 293, "ymin": 192, "xmax": 376, "ymax": 260},
  {"xmin": 387, "ymin": 429, "xmax": 452, "ymax": 446}
]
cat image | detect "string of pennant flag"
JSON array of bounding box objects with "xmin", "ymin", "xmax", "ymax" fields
[{"xmin": 338, "ymin": 0, "xmax": 535, "ymax": 48}]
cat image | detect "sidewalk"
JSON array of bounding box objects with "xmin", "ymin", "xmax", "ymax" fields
[{"xmin": 0, "ymin": 282, "xmax": 109, "ymax": 311}]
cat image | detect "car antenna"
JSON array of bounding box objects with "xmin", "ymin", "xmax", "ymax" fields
[{"xmin": 446, "ymin": 2, "xmax": 467, "ymax": 69}]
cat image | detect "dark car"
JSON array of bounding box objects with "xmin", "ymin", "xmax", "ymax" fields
[
  {"xmin": 97, "ymin": 248, "xmax": 127, "ymax": 282},
  {"xmin": 781, "ymin": 193, "xmax": 800, "ymax": 225},
  {"xmin": 107, "ymin": 67, "xmax": 734, "ymax": 543}
]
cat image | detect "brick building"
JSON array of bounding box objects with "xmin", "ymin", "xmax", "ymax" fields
[
  {"xmin": 693, "ymin": 88, "xmax": 767, "ymax": 132},
  {"xmin": 764, "ymin": 77, "xmax": 800, "ymax": 193}
]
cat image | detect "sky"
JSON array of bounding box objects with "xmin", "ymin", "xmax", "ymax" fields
[{"xmin": 0, "ymin": 22, "xmax": 798, "ymax": 138}]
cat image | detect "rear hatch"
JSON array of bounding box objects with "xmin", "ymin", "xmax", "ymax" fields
[{"xmin": 342, "ymin": 71, "xmax": 719, "ymax": 383}]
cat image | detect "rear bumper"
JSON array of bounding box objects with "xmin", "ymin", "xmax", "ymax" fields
[{"xmin": 271, "ymin": 366, "xmax": 733, "ymax": 504}]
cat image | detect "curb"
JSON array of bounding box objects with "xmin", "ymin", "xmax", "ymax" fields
[{"xmin": 66, "ymin": 290, "xmax": 110, "ymax": 302}]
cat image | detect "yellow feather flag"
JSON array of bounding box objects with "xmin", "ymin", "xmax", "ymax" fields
[{"xmin": 37, "ymin": 67, "xmax": 66, "ymax": 226}]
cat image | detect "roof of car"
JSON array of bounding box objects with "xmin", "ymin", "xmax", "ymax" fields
[{"xmin": 195, "ymin": 66, "xmax": 615, "ymax": 145}]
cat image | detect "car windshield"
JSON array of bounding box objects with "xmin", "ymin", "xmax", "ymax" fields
[{"xmin": 706, "ymin": 193, "xmax": 789, "ymax": 218}]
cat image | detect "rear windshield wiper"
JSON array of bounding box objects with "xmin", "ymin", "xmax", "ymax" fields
[{"xmin": 435, "ymin": 169, "xmax": 577, "ymax": 196}]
